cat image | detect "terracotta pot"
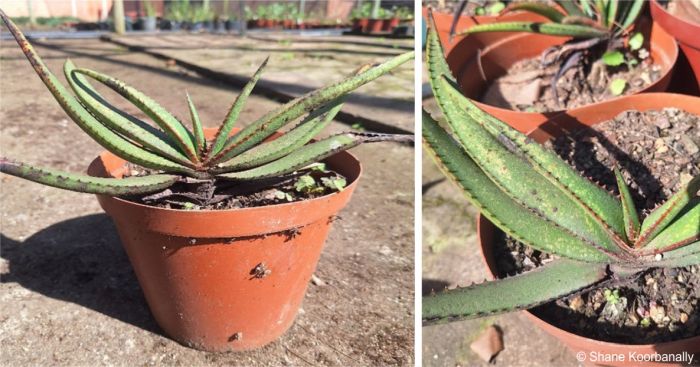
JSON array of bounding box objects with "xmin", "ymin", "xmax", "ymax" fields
[
  {"xmin": 367, "ymin": 18, "xmax": 384, "ymax": 34},
  {"xmin": 86, "ymin": 128, "xmax": 362, "ymax": 352},
  {"xmin": 352, "ymin": 18, "xmax": 367, "ymax": 32},
  {"xmin": 382, "ymin": 17, "xmax": 400, "ymax": 32},
  {"xmin": 476, "ymin": 93, "xmax": 700, "ymax": 366},
  {"xmin": 423, "ymin": 7, "xmax": 549, "ymax": 53},
  {"xmin": 447, "ymin": 22, "xmax": 679, "ymax": 134},
  {"xmin": 282, "ymin": 19, "xmax": 294, "ymax": 29},
  {"xmin": 650, "ymin": 0, "xmax": 700, "ymax": 89}
]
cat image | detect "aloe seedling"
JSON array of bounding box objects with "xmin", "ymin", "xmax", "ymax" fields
[
  {"xmin": 0, "ymin": 11, "xmax": 413, "ymax": 205},
  {"xmin": 422, "ymin": 23, "xmax": 699, "ymax": 325}
]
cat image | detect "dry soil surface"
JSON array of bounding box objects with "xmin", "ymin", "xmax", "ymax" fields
[{"xmin": 0, "ymin": 35, "xmax": 414, "ymax": 366}]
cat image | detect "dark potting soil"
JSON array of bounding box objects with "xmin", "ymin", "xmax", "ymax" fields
[
  {"xmin": 120, "ymin": 164, "xmax": 348, "ymax": 210},
  {"xmin": 481, "ymin": 50, "xmax": 661, "ymax": 113},
  {"xmin": 492, "ymin": 108, "xmax": 700, "ymax": 344}
]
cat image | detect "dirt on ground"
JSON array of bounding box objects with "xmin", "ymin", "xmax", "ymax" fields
[{"xmin": 0, "ymin": 34, "xmax": 414, "ymax": 366}]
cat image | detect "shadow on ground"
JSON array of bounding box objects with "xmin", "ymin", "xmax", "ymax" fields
[{"xmin": 1, "ymin": 214, "xmax": 160, "ymax": 334}]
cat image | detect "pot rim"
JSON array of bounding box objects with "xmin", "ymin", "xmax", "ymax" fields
[
  {"xmin": 450, "ymin": 23, "xmax": 679, "ymax": 117},
  {"xmin": 88, "ymin": 150, "xmax": 362, "ymax": 215},
  {"xmin": 474, "ymin": 92, "xmax": 700, "ymax": 349},
  {"xmin": 650, "ymin": 0, "xmax": 700, "ymax": 30}
]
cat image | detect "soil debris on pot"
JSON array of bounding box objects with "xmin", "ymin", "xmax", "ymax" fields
[
  {"xmin": 493, "ymin": 108, "xmax": 700, "ymax": 344},
  {"xmin": 481, "ymin": 49, "xmax": 661, "ymax": 113},
  {"xmin": 120, "ymin": 163, "xmax": 348, "ymax": 210}
]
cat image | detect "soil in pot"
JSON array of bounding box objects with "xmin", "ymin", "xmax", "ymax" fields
[
  {"xmin": 491, "ymin": 107, "xmax": 700, "ymax": 344},
  {"xmin": 481, "ymin": 47, "xmax": 662, "ymax": 113},
  {"xmin": 120, "ymin": 163, "xmax": 348, "ymax": 210}
]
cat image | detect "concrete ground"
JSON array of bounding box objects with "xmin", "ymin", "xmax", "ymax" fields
[{"xmin": 0, "ymin": 33, "xmax": 413, "ymax": 366}]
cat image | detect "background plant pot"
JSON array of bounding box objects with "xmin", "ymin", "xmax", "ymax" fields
[
  {"xmin": 382, "ymin": 17, "xmax": 400, "ymax": 32},
  {"xmin": 140, "ymin": 16, "xmax": 157, "ymax": 31},
  {"xmin": 650, "ymin": 0, "xmax": 700, "ymax": 89},
  {"xmin": 86, "ymin": 129, "xmax": 362, "ymax": 352},
  {"xmin": 423, "ymin": 7, "xmax": 549, "ymax": 53},
  {"xmin": 367, "ymin": 18, "xmax": 383, "ymax": 33},
  {"xmin": 445, "ymin": 21, "xmax": 678, "ymax": 134},
  {"xmin": 475, "ymin": 93, "xmax": 700, "ymax": 366},
  {"xmin": 353, "ymin": 18, "xmax": 369, "ymax": 32}
]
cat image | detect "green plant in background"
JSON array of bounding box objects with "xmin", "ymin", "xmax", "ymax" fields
[
  {"xmin": 190, "ymin": 5, "xmax": 214, "ymax": 23},
  {"xmin": 351, "ymin": 3, "xmax": 373, "ymax": 19},
  {"xmin": 167, "ymin": 0, "xmax": 190, "ymax": 22},
  {"xmin": 0, "ymin": 12, "xmax": 414, "ymax": 205},
  {"xmin": 143, "ymin": 1, "xmax": 156, "ymax": 17},
  {"xmin": 393, "ymin": 6, "xmax": 413, "ymax": 20},
  {"xmin": 268, "ymin": 2, "xmax": 286, "ymax": 21},
  {"xmin": 451, "ymin": 0, "xmax": 646, "ymax": 100},
  {"xmin": 422, "ymin": 21, "xmax": 699, "ymax": 325}
]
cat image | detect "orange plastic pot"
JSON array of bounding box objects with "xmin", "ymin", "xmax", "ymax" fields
[
  {"xmin": 650, "ymin": 0, "xmax": 700, "ymax": 89},
  {"xmin": 382, "ymin": 17, "xmax": 400, "ymax": 32},
  {"xmin": 476, "ymin": 93, "xmax": 700, "ymax": 366},
  {"xmin": 367, "ymin": 18, "xmax": 384, "ymax": 33},
  {"xmin": 352, "ymin": 18, "xmax": 368, "ymax": 32},
  {"xmin": 445, "ymin": 20, "xmax": 678, "ymax": 134},
  {"xmin": 86, "ymin": 129, "xmax": 362, "ymax": 352}
]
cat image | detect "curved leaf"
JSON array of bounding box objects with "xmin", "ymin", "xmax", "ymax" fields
[
  {"xmin": 209, "ymin": 51, "xmax": 415, "ymax": 165},
  {"xmin": 427, "ymin": 23, "xmax": 624, "ymax": 256},
  {"xmin": 186, "ymin": 92, "xmax": 206, "ymax": 158},
  {"xmin": 217, "ymin": 132, "xmax": 412, "ymax": 181},
  {"xmin": 423, "ymin": 110, "xmax": 609, "ymax": 262},
  {"xmin": 73, "ymin": 68, "xmax": 199, "ymax": 162},
  {"xmin": 208, "ymin": 57, "xmax": 269, "ymax": 157},
  {"xmin": 423, "ymin": 259, "xmax": 608, "ymax": 325},
  {"xmin": 64, "ymin": 60, "xmax": 193, "ymax": 167},
  {"xmin": 0, "ymin": 11, "xmax": 196, "ymax": 176},
  {"xmin": 215, "ymin": 97, "xmax": 345, "ymax": 173},
  {"xmin": 638, "ymin": 175, "xmax": 700, "ymax": 247},
  {"xmin": 644, "ymin": 202, "xmax": 699, "ymax": 252},
  {"xmin": 614, "ymin": 167, "xmax": 640, "ymax": 242},
  {"xmin": 459, "ymin": 22, "xmax": 608, "ymax": 38},
  {"xmin": 1, "ymin": 158, "xmax": 179, "ymax": 195}
]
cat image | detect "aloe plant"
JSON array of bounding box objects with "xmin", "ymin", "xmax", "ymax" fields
[
  {"xmin": 0, "ymin": 11, "xmax": 413, "ymax": 204},
  {"xmin": 422, "ymin": 21, "xmax": 699, "ymax": 325}
]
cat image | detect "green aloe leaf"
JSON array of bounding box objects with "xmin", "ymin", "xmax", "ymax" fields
[
  {"xmin": 423, "ymin": 259, "xmax": 608, "ymax": 325},
  {"xmin": 659, "ymin": 241, "xmax": 700, "ymax": 268},
  {"xmin": 614, "ymin": 168, "xmax": 640, "ymax": 242},
  {"xmin": 208, "ymin": 57, "xmax": 269, "ymax": 158},
  {"xmin": 436, "ymin": 75, "xmax": 626, "ymax": 241},
  {"xmin": 1, "ymin": 158, "xmax": 179, "ymax": 195},
  {"xmin": 427, "ymin": 22, "xmax": 624, "ymax": 256},
  {"xmin": 210, "ymin": 51, "xmax": 414, "ymax": 165},
  {"xmin": 555, "ymin": 0, "xmax": 585, "ymax": 16},
  {"xmin": 217, "ymin": 132, "xmax": 412, "ymax": 181},
  {"xmin": 638, "ymin": 175, "xmax": 700, "ymax": 247},
  {"xmin": 459, "ymin": 22, "xmax": 608, "ymax": 38},
  {"xmin": 644, "ymin": 202, "xmax": 699, "ymax": 252},
  {"xmin": 214, "ymin": 97, "xmax": 345, "ymax": 173},
  {"xmin": 606, "ymin": 0, "xmax": 618, "ymax": 30},
  {"xmin": 0, "ymin": 11, "xmax": 196, "ymax": 176},
  {"xmin": 186, "ymin": 92, "xmax": 206, "ymax": 158},
  {"xmin": 618, "ymin": 0, "xmax": 644, "ymax": 33},
  {"xmin": 64, "ymin": 60, "xmax": 193, "ymax": 167},
  {"xmin": 73, "ymin": 68, "xmax": 199, "ymax": 162},
  {"xmin": 503, "ymin": 2, "xmax": 565, "ymax": 22},
  {"xmin": 423, "ymin": 110, "xmax": 609, "ymax": 262}
]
